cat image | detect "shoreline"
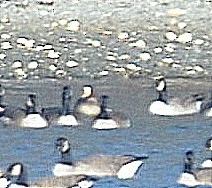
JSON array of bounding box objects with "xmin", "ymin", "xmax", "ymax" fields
[{"xmin": 0, "ymin": 0, "xmax": 211, "ymax": 80}]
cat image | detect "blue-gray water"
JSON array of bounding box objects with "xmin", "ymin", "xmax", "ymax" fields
[{"xmin": 0, "ymin": 79, "xmax": 211, "ymax": 187}]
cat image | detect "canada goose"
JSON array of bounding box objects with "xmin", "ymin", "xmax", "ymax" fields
[
  {"xmin": 56, "ymin": 86, "xmax": 79, "ymax": 126},
  {"xmin": 31, "ymin": 175, "xmax": 95, "ymax": 188},
  {"xmin": 92, "ymin": 95, "xmax": 131, "ymax": 130},
  {"xmin": 0, "ymin": 163, "xmax": 28, "ymax": 188},
  {"xmin": 177, "ymin": 150, "xmax": 212, "ymax": 187},
  {"xmin": 149, "ymin": 76, "xmax": 205, "ymax": 116},
  {"xmin": 42, "ymin": 86, "xmax": 79, "ymax": 126},
  {"xmin": 20, "ymin": 94, "xmax": 48, "ymax": 129},
  {"xmin": 1, "ymin": 163, "xmax": 95, "ymax": 188},
  {"xmin": 202, "ymin": 136, "xmax": 212, "ymax": 168},
  {"xmin": 0, "ymin": 84, "xmax": 26, "ymax": 127},
  {"xmin": 74, "ymin": 85, "xmax": 101, "ymax": 117},
  {"xmin": 53, "ymin": 137, "xmax": 148, "ymax": 179}
]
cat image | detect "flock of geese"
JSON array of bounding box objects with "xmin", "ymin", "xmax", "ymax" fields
[{"xmin": 0, "ymin": 76, "xmax": 211, "ymax": 187}]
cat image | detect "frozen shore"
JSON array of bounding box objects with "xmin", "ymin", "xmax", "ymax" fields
[{"xmin": 0, "ymin": 0, "xmax": 211, "ymax": 80}]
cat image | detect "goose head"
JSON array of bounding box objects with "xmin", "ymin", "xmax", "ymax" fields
[
  {"xmin": 154, "ymin": 75, "xmax": 166, "ymax": 92},
  {"xmin": 26, "ymin": 94, "xmax": 37, "ymax": 114},
  {"xmin": 98, "ymin": 95, "xmax": 110, "ymax": 119},
  {"xmin": 206, "ymin": 137, "xmax": 212, "ymax": 151},
  {"xmin": 55, "ymin": 137, "xmax": 72, "ymax": 165},
  {"xmin": 153, "ymin": 76, "xmax": 167, "ymax": 103},
  {"xmin": 81, "ymin": 85, "xmax": 93, "ymax": 98},
  {"xmin": 55, "ymin": 137, "xmax": 71, "ymax": 155},
  {"xmin": 7, "ymin": 163, "xmax": 23, "ymax": 177},
  {"xmin": 184, "ymin": 150, "xmax": 194, "ymax": 173},
  {"xmin": 62, "ymin": 86, "xmax": 71, "ymax": 115},
  {"xmin": 7, "ymin": 163, "xmax": 28, "ymax": 186}
]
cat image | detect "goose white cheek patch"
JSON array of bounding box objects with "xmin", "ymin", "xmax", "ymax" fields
[
  {"xmin": 156, "ymin": 80, "xmax": 165, "ymax": 91},
  {"xmin": 0, "ymin": 106, "xmax": 4, "ymax": 112}
]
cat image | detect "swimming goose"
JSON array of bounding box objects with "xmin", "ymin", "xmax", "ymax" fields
[
  {"xmin": 42, "ymin": 86, "xmax": 79, "ymax": 126},
  {"xmin": 31, "ymin": 175, "xmax": 95, "ymax": 188},
  {"xmin": 20, "ymin": 94, "xmax": 48, "ymax": 129},
  {"xmin": 202, "ymin": 136, "xmax": 212, "ymax": 168},
  {"xmin": 177, "ymin": 150, "xmax": 212, "ymax": 187},
  {"xmin": 0, "ymin": 84, "xmax": 26, "ymax": 127},
  {"xmin": 1, "ymin": 163, "xmax": 94, "ymax": 188},
  {"xmin": 149, "ymin": 76, "xmax": 205, "ymax": 116},
  {"xmin": 92, "ymin": 95, "xmax": 131, "ymax": 130},
  {"xmin": 74, "ymin": 85, "xmax": 101, "ymax": 117},
  {"xmin": 53, "ymin": 137, "xmax": 148, "ymax": 179},
  {"xmin": 56, "ymin": 86, "xmax": 79, "ymax": 126},
  {"xmin": 0, "ymin": 163, "xmax": 28, "ymax": 188}
]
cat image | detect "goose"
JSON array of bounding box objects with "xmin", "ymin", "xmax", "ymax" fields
[
  {"xmin": 53, "ymin": 137, "xmax": 148, "ymax": 179},
  {"xmin": 177, "ymin": 150, "xmax": 212, "ymax": 187},
  {"xmin": 74, "ymin": 85, "xmax": 101, "ymax": 117},
  {"xmin": 1, "ymin": 163, "xmax": 95, "ymax": 188},
  {"xmin": 31, "ymin": 175, "xmax": 95, "ymax": 188},
  {"xmin": 42, "ymin": 86, "xmax": 79, "ymax": 126},
  {"xmin": 20, "ymin": 94, "xmax": 48, "ymax": 129},
  {"xmin": 149, "ymin": 76, "xmax": 205, "ymax": 116},
  {"xmin": 0, "ymin": 163, "xmax": 28, "ymax": 188},
  {"xmin": 56, "ymin": 86, "xmax": 79, "ymax": 126},
  {"xmin": 92, "ymin": 95, "xmax": 131, "ymax": 130},
  {"xmin": 202, "ymin": 136, "xmax": 212, "ymax": 168},
  {"xmin": 0, "ymin": 84, "xmax": 26, "ymax": 127}
]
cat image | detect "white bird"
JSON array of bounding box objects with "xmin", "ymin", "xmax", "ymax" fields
[
  {"xmin": 20, "ymin": 94, "xmax": 48, "ymax": 129},
  {"xmin": 74, "ymin": 85, "xmax": 101, "ymax": 117},
  {"xmin": 53, "ymin": 137, "xmax": 148, "ymax": 179},
  {"xmin": 92, "ymin": 95, "xmax": 131, "ymax": 130},
  {"xmin": 42, "ymin": 86, "xmax": 79, "ymax": 126},
  {"xmin": 178, "ymin": 150, "xmax": 212, "ymax": 187},
  {"xmin": 202, "ymin": 136, "xmax": 212, "ymax": 168},
  {"xmin": 149, "ymin": 76, "xmax": 205, "ymax": 116}
]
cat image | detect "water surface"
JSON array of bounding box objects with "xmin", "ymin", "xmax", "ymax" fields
[{"xmin": 0, "ymin": 79, "xmax": 211, "ymax": 187}]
